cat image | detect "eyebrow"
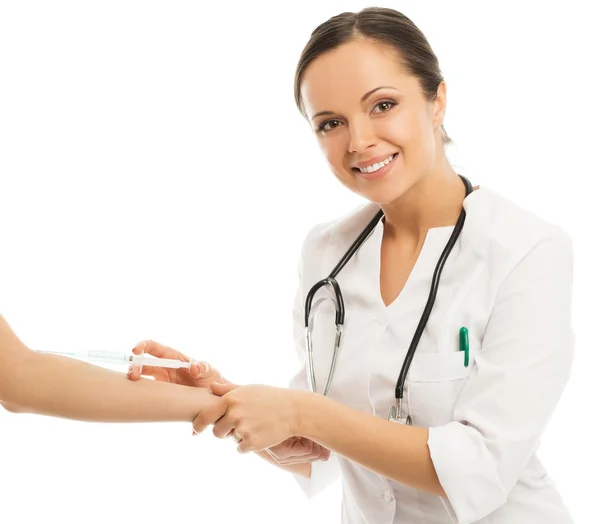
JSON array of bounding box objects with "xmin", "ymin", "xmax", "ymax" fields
[{"xmin": 310, "ymin": 86, "xmax": 400, "ymax": 122}]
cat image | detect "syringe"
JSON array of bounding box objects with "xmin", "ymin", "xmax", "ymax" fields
[{"xmin": 36, "ymin": 349, "xmax": 193, "ymax": 370}]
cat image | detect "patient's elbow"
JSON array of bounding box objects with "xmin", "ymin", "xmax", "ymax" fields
[{"xmin": 0, "ymin": 346, "xmax": 38, "ymax": 413}]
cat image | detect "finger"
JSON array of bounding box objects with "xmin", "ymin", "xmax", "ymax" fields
[
  {"xmin": 133, "ymin": 340, "xmax": 190, "ymax": 362},
  {"xmin": 230, "ymin": 428, "xmax": 253, "ymax": 453},
  {"xmin": 279, "ymin": 445, "xmax": 324, "ymax": 465},
  {"xmin": 266, "ymin": 437, "xmax": 297, "ymax": 456},
  {"xmin": 127, "ymin": 364, "xmax": 170, "ymax": 383},
  {"xmin": 192, "ymin": 400, "xmax": 228, "ymax": 434},
  {"xmin": 284, "ymin": 450, "xmax": 322, "ymax": 464},
  {"xmin": 210, "ymin": 382, "xmax": 239, "ymax": 396},
  {"xmin": 282, "ymin": 438, "xmax": 314, "ymax": 459},
  {"xmin": 191, "ymin": 414, "xmax": 208, "ymax": 436},
  {"xmin": 189, "ymin": 360, "xmax": 212, "ymax": 379},
  {"xmin": 127, "ymin": 366, "xmax": 141, "ymax": 381},
  {"xmin": 212, "ymin": 416, "xmax": 235, "ymax": 439},
  {"xmin": 265, "ymin": 449, "xmax": 303, "ymax": 466},
  {"xmin": 276, "ymin": 439, "xmax": 323, "ymax": 464},
  {"xmin": 308, "ymin": 448, "xmax": 327, "ymax": 461},
  {"xmin": 292, "ymin": 438, "xmax": 316, "ymax": 455},
  {"xmin": 237, "ymin": 440, "xmax": 253, "ymax": 454},
  {"xmin": 316, "ymin": 445, "xmax": 331, "ymax": 460},
  {"xmin": 189, "ymin": 362, "xmax": 200, "ymax": 378},
  {"xmin": 132, "ymin": 340, "xmax": 162, "ymax": 356},
  {"xmin": 283, "ymin": 449, "xmax": 317, "ymax": 462},
  {"xmin": 264, "ymin": 448, "xmax": 280, "ymax": 463}
]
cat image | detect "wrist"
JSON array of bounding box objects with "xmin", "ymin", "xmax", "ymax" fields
[
  {"xmin": 293, "ymin": 390, "xmax": 328, "ymax": 440},
  {"xmin": 188, "ymin": 387, "xmax": 215, "ymax": 422}
]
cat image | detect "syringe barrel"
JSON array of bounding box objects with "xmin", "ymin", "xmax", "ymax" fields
[
  {"xmin": 87, "ymin": 350, "xmax": 128, "ymax": 363},
  {"xmin": 130, "ymin": 355, "xmax": 190, "ymax": 369}
]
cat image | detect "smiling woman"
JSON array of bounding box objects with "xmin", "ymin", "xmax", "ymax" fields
[
  {"xmin": 295, "ymin": 19, "xmax": 465, "ymax": 221},
  {"xmin": 134, "ymin": 6, "xmax": 576, "ymax": 524},
  {"xmin": 0, "ymin": 2, "xmax": 589, "ymax": 523}
]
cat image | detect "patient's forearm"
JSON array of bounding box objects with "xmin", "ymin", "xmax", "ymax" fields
[{"xmin": 4, "ymin": 351, "xmax": 213, "ymax": 423}]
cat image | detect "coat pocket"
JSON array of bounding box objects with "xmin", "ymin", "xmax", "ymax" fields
[{"xmin": 406, "ymin": 350, "xmax": 475, "ymax": 427}]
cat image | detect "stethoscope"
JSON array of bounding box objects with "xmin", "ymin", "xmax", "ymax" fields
[{"xmin": 304, "ymin": 174, "xmax": 473, "ymax": 424}]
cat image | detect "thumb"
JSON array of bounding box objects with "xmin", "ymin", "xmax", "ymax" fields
[
  {"xmin": 127, "ymin": 366, "xmax": 141, "ymax": 381},
  {"xmin": 210, "ymin": 382, "xmax": 239, "ymax": 396}
]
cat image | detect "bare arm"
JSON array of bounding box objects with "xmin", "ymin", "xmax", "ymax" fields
[
  {"xmin": 0, "ymin": 315, "xmax": 214, "ymax": 422},
  {"xmin": 298, "ymin": 392, "xmax": 443, "ymax": 495},
  {"xmin": 130, "ymin": 341, "xmax": 321, "ymax": 479}
]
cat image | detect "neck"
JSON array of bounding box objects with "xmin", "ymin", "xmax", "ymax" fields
[{"xmin": 380, "ymin": 161, "xmax": 466, "ymax": 242}]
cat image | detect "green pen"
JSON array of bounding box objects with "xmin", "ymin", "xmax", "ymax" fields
[{"xmin": 459, "ymin": 327, "xmax": 469, "ymax": 367}]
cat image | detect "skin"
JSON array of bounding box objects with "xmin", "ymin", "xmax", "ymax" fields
[
  {"xmin": 2, "ymin": 35, "xmax": 464, "ymax": 495},
  {"xmin": 191, "ymin": 38, "xmax": 468, "ymax": 497},
  {"xmin": 0, "ymin": 315, "xmax": 220, "ymax": 422},
  {"xmin": 304, "ymin": 39, "xmax": 466, "ymax": 238},
  {"xmin": 137, "ymin": 37, "xmax": 470, "ymax": 496},
  {"xmin": 128, "ymin": 341, "xmax": 329, "ymax": 478}
]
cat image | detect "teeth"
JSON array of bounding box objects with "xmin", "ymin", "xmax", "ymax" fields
[{"xmin": 358, "ymin": 154, "xmax": 395, "ymax": 174}]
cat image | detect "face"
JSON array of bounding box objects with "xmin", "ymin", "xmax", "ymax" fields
[{"xmin": 300, "ymin": 38, "xmax": 446, "ymax": 205}]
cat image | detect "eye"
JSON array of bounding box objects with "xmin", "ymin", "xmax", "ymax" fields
[
  {"xmin": 317, "ymin": 119, "xmax": 343, "ymax": 133},
  {"xmin": 372, "ymin": 100, "xmax": 397, "ymax": 114}
]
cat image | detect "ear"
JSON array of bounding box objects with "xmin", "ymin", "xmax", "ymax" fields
[{"xmin": 432, "ymin": 81, "xmax": 447, "ymax": 130}]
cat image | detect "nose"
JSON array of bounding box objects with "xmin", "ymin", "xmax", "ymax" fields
[{"xmin": 347, "ymin": 116, "xmax": 377, "ymax": 154}]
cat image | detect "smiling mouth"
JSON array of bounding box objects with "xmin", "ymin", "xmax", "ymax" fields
[{"xmin": 352, "ymin": 153, "xmax": 398, "ymax": 174}]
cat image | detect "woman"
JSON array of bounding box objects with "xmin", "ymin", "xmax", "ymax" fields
[
  {"xmin": 0, "ymin": 313, "xmax": 221, "ymax": 422},
  {"xmin": 132, "ymin": 7, "xmax": 574, "ymax": 524}
]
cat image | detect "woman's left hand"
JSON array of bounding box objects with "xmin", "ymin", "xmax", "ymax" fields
[{"xmin": 197, "ymin": 382, "xmax": 306, "ymax": 452}]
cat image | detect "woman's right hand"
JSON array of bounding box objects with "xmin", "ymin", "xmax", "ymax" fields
[
  {"xmin": 264, "ymin": 436, "xmax": 330, "ymax": 465},
  {"xmin": 127, "ymin": 340, "xmax": 225, "ymax": 388}
]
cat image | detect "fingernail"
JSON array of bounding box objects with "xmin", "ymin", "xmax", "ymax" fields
[
  {"xmin": 192, "ymin": 430, "xmax": 197, "ymax": 436},
  {"xmin": 127, "ymin": 367, "xmax": 133, "ymax": 377}
]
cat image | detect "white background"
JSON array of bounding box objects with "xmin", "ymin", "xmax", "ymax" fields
[{"xmin": 0, "ymin": 1, "xmax": 597, "ymax": 523}]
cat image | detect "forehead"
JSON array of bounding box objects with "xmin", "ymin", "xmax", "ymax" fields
[{"xmin": 300, "ymin": 39, "xmax": 419, "ymax": 116}]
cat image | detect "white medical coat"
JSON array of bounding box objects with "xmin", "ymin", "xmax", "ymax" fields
[{"xmin": 289, "ymin": 187, "xmax": 574, "ymax": 524}]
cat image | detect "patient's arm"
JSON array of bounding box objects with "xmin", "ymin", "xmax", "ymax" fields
[{"xmin": 0, "ymin": 314, "xmax": 216, "ymax": 423}]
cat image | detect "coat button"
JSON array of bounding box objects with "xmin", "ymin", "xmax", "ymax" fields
[{"xmin": 384, "ymin": 490, "xmax": 394, "ymax": 503}]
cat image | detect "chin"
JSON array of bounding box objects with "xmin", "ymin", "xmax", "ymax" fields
[
  {"xmin": 355, "ymin": 187, "xmax": 401, "ymax": 206},
  {"xmin": 356, "ymin": 177, "xmax": 412, "ymax": 206}
]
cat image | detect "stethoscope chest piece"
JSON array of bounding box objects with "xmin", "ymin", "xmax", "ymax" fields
[{"xmin": 388, "ymin": 399, "xmax": 413, "ymax": 425}]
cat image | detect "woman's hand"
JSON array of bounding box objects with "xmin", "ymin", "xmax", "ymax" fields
[
  {"xmin": 264, "ymin": 436, "xmax": 330, "ymax": 465},
  {"xmin": 127, "ymin": 340, "xmax": 225, "ymax": 388},
  {"xmin": 191, "ymin": 383, "xmax": 328, "ymax": 461},
  {"xmin": 196, "ymin": 382, "xmax": 310, "ymax": 452}
]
